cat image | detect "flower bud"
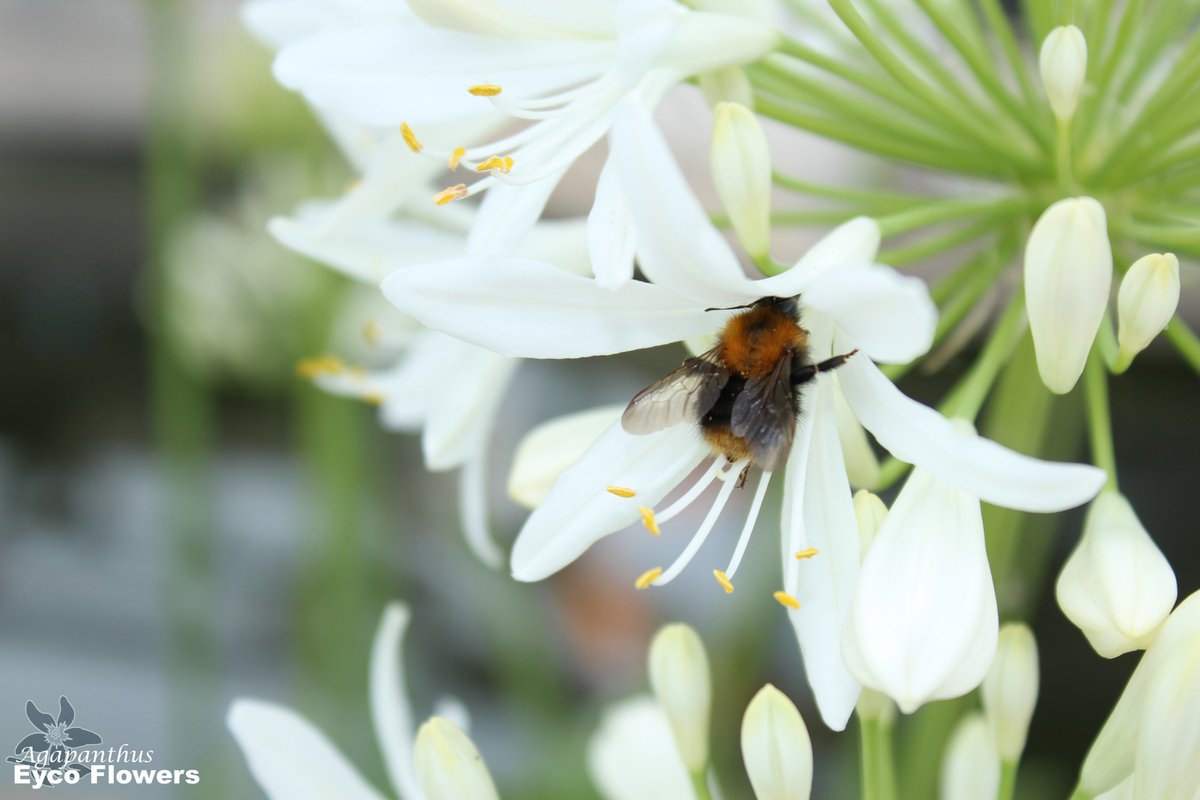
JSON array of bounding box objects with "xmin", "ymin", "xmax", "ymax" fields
[
  {"xmin": 1116, "ymin": 253, "xmax": 1180, "ymax": 368},
  {"xmin": 711, "ymin": 102, "xmax": 772, "ymax": 263},
  {"xmin": 648, "ymin": 623, "xmax": 711, "ymax": 773},
  {"xmin": 842, "ymin": 469, "xmax": 997, "ymax": 714},
  {"xmin": 1024, "ymin": 197, "xmax": 1112, "ymax": 394},
  {"xmin": 506, "ymin": 405, "xmax": 624, "ymax": 509},
  {"xmin": 741, "ymin": 685, "xmax": 813, "ymax": 800},
  {"xmin": 413, "ymin": 716, "xmax": 500, "ymax": 800},
  {"xmin": 1040, "ymin": 25, "xmax": 1087, "ymax": 121},
  {"xmin": 852, "ymin": 489, "xmax": 888, "ymax": 554},
  {"xmin": 1056, "ymin": 491, "xmax": 1177, "ymax": 658},
  {"xmin": 941, "ymin": 713, "xmax": 1000, "ymax": 800},
  {"xmin": 587, "ymin": 697, "xmax": 695, "ymax": 800},
  {"xmin": 981, "ymin": 623, "xmax": 1039, "ymax": 762}
]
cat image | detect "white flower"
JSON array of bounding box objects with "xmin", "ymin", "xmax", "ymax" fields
[
  {"xmin": 648, "ymin": 624, "xmax": 712, "ymax": 773},
  {"xmin": 1079, "ymin": 590, "xmax": 1200, "ymax": 799},
  {"xmin": 1056, "ymin": 490, "xmax": 1177, "ymax": 658},
  {"xmin": 711, "ymin": 101, "xmax": 772, "ymax": 263},
  {"xmin": 940, "ymin": 713, "xmax": 999, "ymax": 800},
  {"xmin": 414, "ymin": 718, "xmax": 500, "ymax": 800},
  {"xmin": 1039, "ymin": 26, "xmax": 1088, "ymax": 121},
  {"xmin": 1116, "ymin": 253, "xmax": 1180, "ymax": 369},
  {"xmin": 229, "ymin": 602, "xmax": 473, "ymax": 800},
  {"xmin": 841, "ymin": 460, "xmax": 998, "ymax": 714},
  {"xmin": 507, "ymin": 405, "xmax": 624, "ymax": 509},
  {"xmin": 1024, "ymin": 197, "xmax": 1112, "ymax": 394},
  {"xmin": 740, "ymin": 685, "xmax": 813, "ymax": 800},
  {"xmin": 981, "ymin": 623, "xmax": 1039, "ymax": 763},
  {"xmin": 272, "ymin": 0, "xmax": 776, "ymax": 266},
  {"xmin": 383, "ymin": 104, "xmax": 1105, "ymax": 729},
  {"xmin": 588, "ymin": 697, "xmax": 697, "ymax": 800}
]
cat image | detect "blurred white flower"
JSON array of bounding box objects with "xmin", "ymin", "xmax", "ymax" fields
[
  {"xmin": 414, "ymin": 718, "xmax": 500, "ymax": 800},
  {"xmin": 711, "ymin": 101, "xmax": 772, "ymax": 263},
  {"xmin": 507, "ymin": 405, "xmax": 624, "ymax": 509},
  {"xmin": 229, "ymin": 603, "xmax": 470, "ymax": 800},
  {"xmin": 1056, "ymin": 490, "xmax": 1177, "ymax": 658},
  {"xmin": 842, "ymin": 461, "xmax": 998, "ymax": 714},
  {"xmin": 385, "ymin": 105, "xmax": 1104, "ymax": 730},
  {"xmin": 981, "ymin": 623, "xmax": 1039, "ymax": 763},
  {"xmin": 1116, "ymin": 253, "xmax": 1180, "ymax": 369},
  {"xmin": 940, "ymin": 713, "xmax": 999, "ymax": 800},
  {"xmin": 740, "ymin": 685, "xmax": 813, "ymax": 800},
  {"xmin": 1079, "ymin": 591, "xmax": 1200, "ymax": 799},
  {"xmin": 1023, "ymin": 197, "xmax": 1112, "ymax": 394},
  {"xmin": 648, "ymin": 624, "xmax": 712, "ymax": 774},
  {"xmin": 1039, "ymin": 26, "xmax": 1087, "ymax": 121},
  {"xmin": 588, "ymin": 697, "xmax": 696, "ymax": 800}
]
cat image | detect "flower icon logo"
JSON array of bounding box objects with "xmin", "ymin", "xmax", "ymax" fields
[{"xmin": 8, "ymin": 696, "xmax": 101, "ymax": 774}]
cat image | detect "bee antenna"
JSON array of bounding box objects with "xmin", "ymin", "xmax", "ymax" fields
[{"xmin": 704, "ymin": 302, "xmax": 755, "ymax": 312}]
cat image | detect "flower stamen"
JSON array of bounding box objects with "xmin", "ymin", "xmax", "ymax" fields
[
  {"xmin": 635, "ymin": 567, "xmax": 663, "ymax": 590},
  {"xmin": 468, "ymin": 83, "xmax": 503, "ymax": 97},
  {"xmin": 774, "ymin": 591, "xmax": 801, "ymax": 609},
  {"xmin": 400, "ymin": 122, "xmax": 423, "ymax": 153},
  {"xmin": 433, "ymin": 184, "xmax": 470, "ymax": 206},
  {"xmin": 475, "ymin": 156, "xmax": 514, "ymax": 174},
  {"xmin": 794, "ymin": 547, "xmax": 820, "ymax": 560},
  {"xmin": 638, "ymin": 506, "xmax": 661, "ymax": 536},
  {"xmin": 606, "ymin": 486, "xmax": 636, "ymax": 498},
  {"xmin": 713, "ymin": 569, "xmax": 734, "ymax": 593},
  {"xmin": 652, "ymin": 459, "xmax": 748, "ymax": 587},
  {"xmin": 654, "ymin": 458, "xmax": 724, "ymax": 526},
  {"xmin": 296, "ymin": 355, "xmax": 346, "ymax": 379},
  {"xmin": 448, "ymin": 147, "xmax": 467, "ymax": 170},
  {"xmin": 721, "ymin": 470, "xmax": 773, "ymax": 580}
]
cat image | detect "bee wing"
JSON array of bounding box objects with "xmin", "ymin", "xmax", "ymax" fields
[
  {"xmin": 730, "ymin": 356, "xmax": 796, "ymax": 472},
  {"xmin": 621, "ymin": 352, "xmax": 730, "ymax": 435}
]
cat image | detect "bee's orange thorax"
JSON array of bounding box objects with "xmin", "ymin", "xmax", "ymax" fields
[{"xmin": 717, "ymin": 305, "xmax": 808, "ymax": 378}]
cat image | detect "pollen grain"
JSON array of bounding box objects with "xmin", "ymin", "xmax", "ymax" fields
[{"xmin": 794, "ymin": 547, "xmax": 820, "ymax": 560}]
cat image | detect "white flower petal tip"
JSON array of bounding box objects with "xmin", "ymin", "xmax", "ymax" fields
[
  {"xmin": 413, "ymin": 717, "xmax": 500, "ymax": 800},
  {"xmin": 801, "ymin": 266, "xmax": 936, "ymax": 364},
  {"xmin": 1080, "ymin": 591, "xmax": 1200, "ymax": 797},
  {"xmin": 507, "ymin": 405, "xmax": 626, "ymax": 509},
  {"xmin": 1040, "ymin": 25, "xmax": 1088, "ymax": 121},
  {"xmin": 839, "ymin": 357, "xmax": 1106, "ymax": 512},
  {"xmin": 649, "ymin": 624, "xmax": 712, "ymax": 773},
  {"xmin": 1116, "ymin": 253, "xmax": 1180, "ymax": 368},
  {"xmin": 711, "ymin": 102, "xmax": 772, "ymax": 262},
  {"xmin": 842, "ymin": 469, "xmax": 998, "ymax": 714},
  {"xmin": 510, "ymin": 422, "xmax": 709, "ymax": 581},
  {"xmin": 588, "ymin": 697, "xmax": 696, "ymax": 800},
  {"xmin": 852, "ymin": 490, "xmax": 888, "ymax": 553},
  {"xmin": 370, "ymin": 602, "xmax": 423, "ymax": 800},
  {"xmin": 1056, "ymin": 491, "xmax": 1178, "ymax": 658},
  {"xmin": 941, "ymin": 713, "xmax": 1000, "ymax": 800},
  {"xmin": 982, "ymin": 623, "xmax": 1039, "ymax": 762},
  {"xmin": 1024, "ymin": 196, "xmax": 1112, "ymax": 394},
  {"xmin": 741, "ymin": 685, "xmax": 813, "ymax": 800},
  {"xmin": 227, "ymin": 699, "xmax": 388, "ymax": 800}
]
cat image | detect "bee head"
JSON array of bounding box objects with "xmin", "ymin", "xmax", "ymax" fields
[{"xmin": 705, "ymin": 296, "xmax": 800, "ymax": 315}]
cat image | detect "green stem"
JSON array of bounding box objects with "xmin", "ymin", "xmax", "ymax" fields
[
  {"xmin": 860, "ymin": 717, "xmax": 899, "ymax": 800},
  {"xmin": 1083, "ymin": 349, "xmax": 1119, "ymax": 490},
  {"xmin": 772, "ymin": 171, "xmax": 929, "ymax": 211},
  {"xmin": 879, "ymin": 218, "xmax": 1011, "ymax": 266},
  {"xmin": 978, "ymin": 0, "xmax": 1040, "ymax": 108},
  {"xmin": 942, "ymin": 290, "xmax": 1029, "ymax": 420},
  {"xmin": 998, "ymin": 760, "xmax": 1019, "ymax": 800},
  {"xmin": 875, "ymin": 196, "xmax": 1033, "ymax": 237},
  {"xmin": 1164, "ymin": 316, "xmax": 1200, "ymax": 375},
  {"xmin": 1056, "ymin": 117, "xmax": 1076, "ymax": 191},
  {"xmin": 690, "ymin": 770, "xmax": 714, "ymax": 800},
  {"xmin": 1068, "ymin": 786, "xmax": 1094, "ymax": 800}
]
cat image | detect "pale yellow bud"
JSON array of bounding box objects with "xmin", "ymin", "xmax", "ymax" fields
[
  {"xmin": 413, "ymin": 717, "xmax": 499, "ymax": 800},
  {"xmin": 1040, "ymin": 26, "xmax": 1087, "ymax": 121},
  {"xmin": 1116, "ymin": 253, "xmax": 1180, "ymax": 369},
  {"xmin": 711, "ymin": 102, "xmax": 772, "ymax": 263},
  {"xmin": 982, "ymin": 623, "xmax": 1039, "ymax": 762},
  {"xmin": 741, "ymin": 685, "xmax": 813, "ymax": 800},
  {"xmin": 648, "ymin": 623, "xmax": 712, "ymax": 772},
  {"xmin": 852, "ymin": 490, "xmax": 888, "ymax": 555}
]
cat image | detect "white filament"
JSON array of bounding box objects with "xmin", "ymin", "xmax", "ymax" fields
[
  {"xmin": 653, "ymin": 459, "xmax": 748, "ymax": 586},
  {"xmin": 722, "ymin": 470, "xmax": 773, "ymax": 579},
  {"xmin": 654, "ymin": 458, "xmax": 724, "ymax": 526}
]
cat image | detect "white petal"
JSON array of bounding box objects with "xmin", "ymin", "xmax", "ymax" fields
[
  {"xmin": 511, "ymin": 422, "xmax": 709, "ymax": 581},
  {"xmin": 588, "ymin": 697, "xmax": 696, "ymax": 800},
  {"xmin": 843, "ymin": 469, "xmax": 998, "ymax": 713},
  {"xmin": 228, "ymin": 700, "xmax": 386, "ymax": 800},
  {"xmin": 274, "ymin": 25, "xmax": 614, "ymax": 126},
  {"xmin": 740, "ymin": 685, "xmax": 814, "ymax": 800},
  {"xmin": 653, "ymin": 7, "xmax": 777, "ymax": 76},
  {"xmin": 649, "ymin": 624, "xmax": 712, "ymax": 772},
  {"xmin": 610, "ymin": 103, "xmax": 755, "ymax": 307},
  {"xmin": 242, "ymin": 0, "xmax": 412, "ymax": 50},
  {"xmin": 467, "ymin": 168, "xmax": 566, "ymax": 257},
  {"xmin": 588, "ymin": 155, "xmax": 638, "ymax": 289},
  {"xmin": 981, "ymin": 623, "xmax": 1039, "ymax": 763},
  {"xmin": 756, "ymin": 217, "xmax": 882, "ymax": 298},
  {"xmin": 420, "ymin": 341, "xmax": 516, "ymax": 470},
  {"xmin": 832, "ymin": 376, "xmax": 880, "ymax": 490},
  {"xmin": 519, "ymin": 218, "xmax": 593, "ymax": 277},
  {"xmin": 413, "ymin": 717, "xmax": 499, "ymax": 800},
  {"xmin": 838, "ymin": 356, "xmax": 1106, "ymax": 512},
  {"xmin": 459, "ymin": 446, "xmax": 505, "ymax": 569},
  {"xmin": 507, "ymin": 405, "xmax": 626, "ymax": 509},
  {"xmin": 382, "ymin": 257, "xmax": 717, "ymax": 359},
  {"xmin": 369, "ymin": 604, "xmax": 423, "ymax": 800},
  {"xmin": 802, "ymin": 266, "xmax": 936, "ymax": 364},
  {"xmin": 781, "ymin": 379, "xmax": 862, "ymax": 731},
  {"xmin": 940, "ymin": 713, "xmax": 1000, "ymax": 800},
  {"xmin": 1134, "ymin": 647, "xmax": 1200, "ymax": 800},
  {"xmin": 408, "ymin": 0, "xmax": 619, "ymax": 39}
]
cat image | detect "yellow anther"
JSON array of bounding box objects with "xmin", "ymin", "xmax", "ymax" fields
[
  {"xmin": 344, "ymin": 179, "xmax": 362, "ymax": 194},
  {"xmin": 638, "ymin": 506, "xmax": 660, "ymax": 536},
  {"xmin": 475, "ymin": 155, "xmax": 513, "ymax": 174},
  {"xmin": 362, "ymin": 320, "xmax": 381, "ymax": 347},
  {"xmin": 606, "ymin": 486, "xmax": 636, "ymax": 498},
  {"xmin": 362, "ymin": 391, "xmax": 384, "ymax": 407},
  {"xmin": 794, "ymin": 547, "xmax": 820, "ymax": 560},
  {"xmin": 774, "ymin": 590, "xmax": 801, "ymax": 609},
  {"xmin": 448, "ymin": 147, "xmax": 467, "ymax": 170},
  {"xmin": 400, "ymin": 122, "xmax": 423, "ymax": 153},
  {"xmin": 433, "ymin": 183, "xmax": 469, "ymax": 206},
  {"xmin": 295, "ymin": 355, "xmax": 346, "ymax": 380},
  {"xmin": 468, "ymin": 83, "xmax": 503, "ymax": 97},
  {"xmin": 635, "ymin": 567, "xmax": 663, "ymax": 590},
  {"xmin": 713, "ymin": 569, "xmax": 735, "ymax": 594}
]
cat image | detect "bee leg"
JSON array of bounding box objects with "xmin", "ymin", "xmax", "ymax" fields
[
  {"xmin": 792, "ymin": 349, "xmax": 860, "ymax": 386},
  {"xmin": 736, "ymin": 463, "xmax": 751, "ymax": 489}
]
